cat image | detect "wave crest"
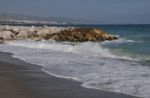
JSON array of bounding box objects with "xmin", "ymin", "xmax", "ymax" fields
[{"xmin": 5, "ymin": 40, "xmax": 134, "ymax": 60}]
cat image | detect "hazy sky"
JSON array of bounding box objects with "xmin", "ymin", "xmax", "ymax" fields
[{"xmin": 0, "ymin": 0, "xmax": 150, "ymax": 24}]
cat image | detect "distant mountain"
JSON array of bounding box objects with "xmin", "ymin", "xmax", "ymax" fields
[{"xmin": 0, "ymin": 13, "xmax": 99, "ymax": 24}]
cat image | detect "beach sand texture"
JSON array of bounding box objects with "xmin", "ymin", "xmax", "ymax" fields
[{"xmin": 0, "ymin": 51, "xmax": 139, "ymax": 98}]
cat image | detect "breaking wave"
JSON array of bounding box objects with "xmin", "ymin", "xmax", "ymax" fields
[
  {"xmin": 0, "ymin": 40, "xmax": 150, "ymax": 98},
  {"xmin": 5, "ymin": 40, "xmax": 135, "ymax": 60}
]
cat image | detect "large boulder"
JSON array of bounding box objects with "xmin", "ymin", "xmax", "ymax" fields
[
  {"xmin": 50, "ymin": 34, "xmax": 60, "ymax": 41},
  {"xmin": 36, "ymin": 29, "xmax": 50, "ymax": 38},
  {"xmin": 10, "ymin": 27, "xmax": 20, "ymax": 34},
  {"xmin": 85, "ymin": 33, "xmax": 96, "ymax": 41},
  {"xmin": 0, "ymin": 31, "xmax": 15, "ymax": 40},
  {"xmin": 16, "ymin": 30, "xmax": 37, "ymax": 40},
  {"xmin": 16, "ymin": 30, "xmax": 28, "ymax": 39}
]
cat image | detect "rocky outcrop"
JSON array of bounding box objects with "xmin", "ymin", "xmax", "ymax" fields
[
  {"xmin": 0, "ymin": 26, "xmax": 118, "ymax": 42},
  {"xmin": 45, "ymin": 28, "xmax": 118, "ymax": 42}
]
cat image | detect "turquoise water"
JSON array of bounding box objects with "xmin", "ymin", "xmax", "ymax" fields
[{"xmin": 92, "ymin": 25, "xmax": 150, "ymax": 62}]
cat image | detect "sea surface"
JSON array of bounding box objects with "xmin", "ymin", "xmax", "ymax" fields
[{"xmin": 0, "ymin": 24, "xmax": 150, "ymax": 98}]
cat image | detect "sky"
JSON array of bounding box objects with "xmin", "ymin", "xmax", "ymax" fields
[{"xmin": 0, "ymin": 0, "xmax": 150, "ymax": 24}]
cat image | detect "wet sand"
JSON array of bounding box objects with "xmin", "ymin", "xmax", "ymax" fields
[{"xmin": 0, "ymin": 51, "xmax": 139, "ymax": 98}]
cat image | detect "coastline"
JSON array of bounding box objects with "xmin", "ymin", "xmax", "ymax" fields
[{"xmin": 0, "ymin": 51, "xmax": 140, "ymax": 98}]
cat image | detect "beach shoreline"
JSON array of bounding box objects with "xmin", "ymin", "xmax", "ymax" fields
[{"xmin": 0, "ymin": 51, "xmax": 140, "ymax": 98}]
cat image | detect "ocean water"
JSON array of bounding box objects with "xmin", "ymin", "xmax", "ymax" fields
[{"xmin": 0, "ymin": 25, "xmax": 150, "ymax": 98}]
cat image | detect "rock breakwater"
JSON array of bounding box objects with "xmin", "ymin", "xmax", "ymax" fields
[{"xmin": 0, "ymin": 25, "xmax": 118, "ymax": 42}]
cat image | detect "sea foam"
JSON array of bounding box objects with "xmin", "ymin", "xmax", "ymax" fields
[
  {"xmin": 0, "ymin": 41, "xmax": 150, "ymax": 98},
  {"xmin": 6, "ymin": 40, "xmax": 134, "ymax": 60}
]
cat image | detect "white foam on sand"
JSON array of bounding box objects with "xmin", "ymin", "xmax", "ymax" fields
[{"xmin": 0, "ymin": 41, "xmax": 150, "ymax": 98}]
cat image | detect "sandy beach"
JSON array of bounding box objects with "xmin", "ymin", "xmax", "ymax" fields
[
  {"xmin": 0, "ymin": 51, "xmax": 139, "ymax": 98},
  {"xmin": 0, "ymin": 0, "xmax": 149, "ymax": 97}
]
